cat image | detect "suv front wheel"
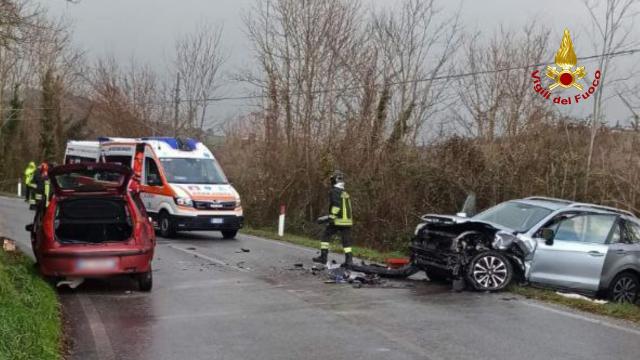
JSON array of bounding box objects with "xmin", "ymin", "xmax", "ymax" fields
[{"xmin": 466, "ymin": 251, "xmax": 513, "ymax": 291}]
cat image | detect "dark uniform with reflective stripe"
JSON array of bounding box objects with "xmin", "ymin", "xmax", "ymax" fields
[
  {"xmin": 320, "ymin": 186, "xmax": 353, "ymax": 255},
  {"xmin": 33, "ymin": 165, "xmax": 51, "ymax": 212}
]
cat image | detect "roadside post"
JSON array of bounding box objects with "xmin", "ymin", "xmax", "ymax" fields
[
  {"xmin": 278, "ymin": 205, "xmax": 285, "ymax": 237},
  {"xmin": 17, "ymin": 178, "xmax": 21, "ymax": 197}
]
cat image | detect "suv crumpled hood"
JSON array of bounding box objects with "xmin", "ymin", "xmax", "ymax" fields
[{"xmin": 420, "ymin": 214, "xmax": 514, "ymax": 232}]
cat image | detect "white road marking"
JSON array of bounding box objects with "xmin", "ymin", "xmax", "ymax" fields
[
  {"xmin": 241, "ymin": 233, "xmax": 317, "ymax": 254},
  {"xmin": 522, "ymin": 300, "xmax": 640, "ymax": 336},
  {"xmin": 168, "ymin": 244, "xmax": 250, "ymax": 272},
  {"xmin": 78, "ymin": 295, "xmax": 116, "ymax": 360},
  {"xmin": 0, "ymin": 198, "xmax": 117, "ymax": 360}
]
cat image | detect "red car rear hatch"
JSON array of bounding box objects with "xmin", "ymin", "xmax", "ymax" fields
[{"xmin": 49, "ymin": 163, "xmax": 133, "ymax": 196}]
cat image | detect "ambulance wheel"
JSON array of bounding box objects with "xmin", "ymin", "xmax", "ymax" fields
[
  {"xmin": 159, "ymin": 211, "xmax": 177, "ymax": 238},
  {"xmin": 137, "ymin": 270, "xmax": 153, "ymax": 292},
  {"xmin": 221, "ymin": 230, "xmax": 238, "ymax": 239}
]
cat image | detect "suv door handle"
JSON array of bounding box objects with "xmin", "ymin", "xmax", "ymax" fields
[
  {"xmin": 588, "ymin": 251, "xmax": 605, "ymax": 257},
  {"xmin": 614, "ymin": 249, "xmax": 628, "ymax": 255}
]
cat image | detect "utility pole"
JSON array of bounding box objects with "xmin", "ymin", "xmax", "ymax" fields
[{"xmin": 173, "ymin": 73, "xmax": 181, "ymax": 137}]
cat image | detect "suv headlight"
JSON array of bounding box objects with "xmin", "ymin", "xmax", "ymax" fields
[{"xmin": 174, "ymin": 197, "xmax": 193, "ymax": 207}]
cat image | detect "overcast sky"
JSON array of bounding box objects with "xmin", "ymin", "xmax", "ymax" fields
[{"xmin": 41, "ymin": 0, "xmax": 639, "ymax": 128}]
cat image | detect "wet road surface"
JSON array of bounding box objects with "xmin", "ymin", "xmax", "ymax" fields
[{"xmin": 1, "ymin": 195, "xmax": 640, "ymax": 360}]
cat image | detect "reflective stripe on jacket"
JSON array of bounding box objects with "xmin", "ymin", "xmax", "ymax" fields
[
  {"xmin": 24, "ymin": 163, "xmax": 36, "ymax": 185},
  {"xmin": 328, "ymin": 187, "xmax": 353, "ymax": 227}
]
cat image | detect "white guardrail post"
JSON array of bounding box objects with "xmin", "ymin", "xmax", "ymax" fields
[
  {"xmin": 17, "ymin": 178, "xmax": 21, "ymax": 197},
  {"xmin": 278, "ymin": 204, "xmax": 285, "ymax": 237}
]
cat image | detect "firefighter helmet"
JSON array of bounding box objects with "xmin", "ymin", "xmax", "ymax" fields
[
  {"xmin": 38, "ymin": 162, "xmax": 49, "ymax": 176},
  {"xmin": 330, "ymin": 170, "xmax": 345, "ymax": 186}
]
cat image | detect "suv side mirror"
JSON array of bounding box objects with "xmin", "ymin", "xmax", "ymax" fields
[
  {"xmin": 25, "ymin": 224, "xmax": 34, "ymax": 232},
  {"xmin": 541, "ymin": 228, "xmax": 555, "ymax": 246}
]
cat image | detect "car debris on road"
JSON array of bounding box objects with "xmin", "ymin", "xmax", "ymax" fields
[{"xmin": 2, "ymin": 237, "xmax": 16, "ymax": 252}]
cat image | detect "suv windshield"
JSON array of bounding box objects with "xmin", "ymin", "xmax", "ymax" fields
[
  {"xmin": 160, "ymin": 158, "xmax": 227, "ymax": 184},
  {"xmin": 473, "ymin": 201, "xmax": 552, "ymax": 232}
]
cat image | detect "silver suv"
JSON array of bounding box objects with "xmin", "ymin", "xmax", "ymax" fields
[{"xmin": 411, "ymin": 196, "xmax": 640, "ymax": 302}]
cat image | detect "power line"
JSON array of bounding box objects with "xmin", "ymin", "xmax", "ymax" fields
[
  {"xmin": 190, "ymin": 47, "xmax": 639, "ymax": 103},
  {"xmin": 1, "ymin": 47, "xmax": 639, "ymax": 112}
]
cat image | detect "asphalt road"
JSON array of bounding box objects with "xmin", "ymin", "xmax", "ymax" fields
[{"xmin": 1, "ymin": 195, "xmax": 640, "ymax": 360}]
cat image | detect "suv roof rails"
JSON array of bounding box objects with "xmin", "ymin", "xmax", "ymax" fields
[
  {"xmin": 524, "ymin": 196, "xmax": 574, "ymax": 204},
  {"xmin": 567, "ymin": 203, "xmax": 636, "ymax": 218}
]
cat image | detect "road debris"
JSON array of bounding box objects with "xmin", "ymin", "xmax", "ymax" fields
[
  {"xmin": 241, "ymin": 248, "xmax": 250, "ymax": 253},
  {"xmin": 555, "ymin": 292, "xmax": 609, "ymax": 304},
  {"xmin": 57, "ymin": 277, "xmax": 85, "ymax": 289},
  {"xmin": 236, "ymin": 261, "xmax": 251, "ymax": 270},
  {"xmin": 349, "ymin": 261, "xmax": 419, "ymax": 279},
  {"xmin": 2, "ymin": 237, "xmax": 16, "ymax": 252},
  {"xmin": 385, "ymin": 258, "xmax": 410, "ymax": 269}
]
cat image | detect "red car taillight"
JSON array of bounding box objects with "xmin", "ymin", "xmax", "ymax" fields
[{"xmin": 43, "ymin": 199, "xmax": 57, "ymax": 241}]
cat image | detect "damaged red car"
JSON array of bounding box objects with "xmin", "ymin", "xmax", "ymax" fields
[{"xmin": 26, "ymin": 163, "xmax": 155, "ymax": 291}]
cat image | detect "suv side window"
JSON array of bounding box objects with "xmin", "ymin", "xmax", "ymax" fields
[
  {"xmin": 623, "ymin": 221, "xmax": 640, "ymax": 244},
  {"xmin": 551, "ymin": 213, "xmax": 617, "ymax": 244},
  {"xmin": 144, "ymin": 157, "xmax": 161, "ymax": 186},
  {"xmin": 609, "ymin": 221, "xmax": 623, "ymax": 244}
]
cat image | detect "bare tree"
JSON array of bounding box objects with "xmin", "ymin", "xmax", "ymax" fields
[
  {"xmin": 173, "ymin": 22, "xmax": 226, "ymax": 135},
  {"xmin": 88, "ymin": 56, "xmax": 166, "ymax": 136},
  {"xmin": 372, "ymin": 0, "xmax": 462, "ymax": 147},
  {"xmin": 583, "ymin": 0, "xmax": 640, "ymax": 193},
  {"xmin": 454, "ymin": 24, "xmax": 552, "ymax": 140}
]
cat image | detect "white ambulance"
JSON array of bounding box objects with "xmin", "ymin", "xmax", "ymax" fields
[
  {"xmin": 66, "ymin": 137, "xmax": 244, "ymax": 239},
  {"xmin": 64, "ymin": 140, "xmax": 100, "ymax": 164}
]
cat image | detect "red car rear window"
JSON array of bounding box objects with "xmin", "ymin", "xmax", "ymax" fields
[{"xmin": 55, "ymin": 169, "xmax": 126, "ymax": 192}]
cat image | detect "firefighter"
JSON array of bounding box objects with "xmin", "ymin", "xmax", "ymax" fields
[
  {"xmin": 23, "ymin": 161, "xmax": 36, "ymax": 202},
  {"xmin": 33, "ymin": 162, "xmax": 51, "ymax": 212},
  {"xmin": 313, "ymin": 170, "xmax": 354, "ymax": 266}
]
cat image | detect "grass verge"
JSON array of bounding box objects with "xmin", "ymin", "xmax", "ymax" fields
[
  {"xmin": 0, "ymin": 248, "xmax": 62, "ymax": 360},
  {"xmin": 510, "ymin": 285, "xmax": 640, "ymax": 324},
  {"xmin": 241, "ymin": 227, "xmax": 407, "ymax": 263},
  {"xmin": 243, "ymin": 227, "xmax": 640, "ymax": 324}
]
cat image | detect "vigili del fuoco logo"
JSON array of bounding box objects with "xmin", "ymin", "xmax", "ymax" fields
[{"xmin": 531, "ymin": 28, "xmax": 601, "ymax": 105}]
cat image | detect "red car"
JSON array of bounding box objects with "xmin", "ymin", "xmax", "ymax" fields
[{"xmin": 26, "ymin": 162, "xmax": 155, "ymax": 291}]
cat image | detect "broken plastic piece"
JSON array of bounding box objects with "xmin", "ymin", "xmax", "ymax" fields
[
  {"xmin": 57, "ymin": 277, "xmax": 85, "ymax": 289},
  {"xmin": 2, "ymin": 238, "xmax": 16, "ymax": 252},
  {"xmin": 452, "ymin": 278, "xmax": 466, "ymax": 292},
  {"xmin": 385, "ymin": 258, "xmax": 410, "ymax": 269},
  {"xmin": 349, "ymin": 262, "xmax": 419, "ymax": 279}
]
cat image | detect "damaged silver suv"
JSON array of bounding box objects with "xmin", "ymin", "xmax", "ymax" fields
[{"xmin": 411, "ymin": 197, "xmax": 640, "ymax": 302}]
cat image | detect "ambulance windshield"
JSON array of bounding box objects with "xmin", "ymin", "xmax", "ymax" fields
[{"xmin": 160, "ymin": 158, "xmax": 228, "ymax": 184}]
